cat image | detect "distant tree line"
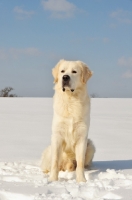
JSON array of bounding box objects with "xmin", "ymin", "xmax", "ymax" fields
[
  {"xmin": 0, "ymin": 87, "xmax": 99, "ymax": 98},
  {"xmin": 0, "ymin": 87, "xmax": 17, "ymax": 97},
  {"xmin": 90, "ymin": 93, "xmax": 99, "ymax": 98}
]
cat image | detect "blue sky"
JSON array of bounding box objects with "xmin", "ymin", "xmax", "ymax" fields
[{"xmin": 0, "ymin": 0, "xmax": 132, "ymax": 97}]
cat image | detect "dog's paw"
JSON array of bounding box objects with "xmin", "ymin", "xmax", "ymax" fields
[
  {"xmin": 48, "ymin": 175, "xmax": 58, "ymax": 182},
  {"xmin": 76, "ymin": 176, "xmax": 86, "ymax": 183}
]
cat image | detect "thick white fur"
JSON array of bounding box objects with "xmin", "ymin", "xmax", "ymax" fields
[{"xmin": 41, "ymin": 60, "xmax": 95, "ymax": 182}]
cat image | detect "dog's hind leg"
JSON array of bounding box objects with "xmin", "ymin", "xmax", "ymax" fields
[
  {"xmin": 84, "ymin": 139, "xmax": 96, "ymax": 168},
  {"xmin": 41, "ymin": 145, "xmax": 51, "ymax": 173}
]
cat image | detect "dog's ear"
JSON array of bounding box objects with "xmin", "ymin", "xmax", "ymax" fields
[
  {"xmin": 52, "ymin": 59, "xmax": 64, "ymax": 83},
  {"xmin": 77, "ymin": 61, "xmax": 93, "ymax": 84}
]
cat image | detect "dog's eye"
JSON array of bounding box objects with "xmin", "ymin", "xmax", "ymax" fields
[
  {"xmin": 61, "ymin": 70, "xmax": 65, "ymax": 73},
  {"xmin": 72, "ymin": 70, "xmax": 77, "ymax": 73}
]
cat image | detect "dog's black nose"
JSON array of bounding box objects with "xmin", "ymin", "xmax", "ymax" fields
[{"xmin": 63, "ymin": 75, "xmax": 70, "ymax": 81}]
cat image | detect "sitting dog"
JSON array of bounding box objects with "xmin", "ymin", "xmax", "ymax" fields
[{"xmin": 41, "ymin": 60, "xmax": 95, "ymax": 182}]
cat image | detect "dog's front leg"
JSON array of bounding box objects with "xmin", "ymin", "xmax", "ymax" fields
[
  {"xmin": 75, "ymin": 137, "xmax": 87, "ymax": 182},
  {"xmin": 49, "ymin": 135, "xmax": 62, "ymax": 181}
]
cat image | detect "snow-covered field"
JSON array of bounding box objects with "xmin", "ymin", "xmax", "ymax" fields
[{"xmin": 0, "ymin": 98, "xmax": 132, "ymax": 200}]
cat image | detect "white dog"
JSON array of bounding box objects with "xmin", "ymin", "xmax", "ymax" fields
[{"xmin": 41, "ymin": 60, "xmax": 95, "ymax": 182}]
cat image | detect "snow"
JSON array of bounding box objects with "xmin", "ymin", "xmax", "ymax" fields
[{"xmin": 0, "ymin": 98, "xmax": 132, "ymax": 200}]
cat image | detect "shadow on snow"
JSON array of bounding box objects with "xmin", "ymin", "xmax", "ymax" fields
[{"xmin": 93, "ymin": 160, "xmax": 132, "ymax": 171}]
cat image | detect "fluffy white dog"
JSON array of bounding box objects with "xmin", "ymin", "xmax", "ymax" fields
[{"xmin": 41, "ymin": 60, "xmax": 95, "ymax": 182}]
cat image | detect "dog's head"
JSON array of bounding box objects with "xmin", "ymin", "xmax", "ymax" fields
[{"xmin": 52, "ymin": 59, "xmax": 93, "ymax": 92}]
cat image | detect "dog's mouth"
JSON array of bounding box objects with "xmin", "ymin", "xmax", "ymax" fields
[
  {"xmin": 62, "ymin": 87, "xmax": 74, "ymax": 92},
  {"xmin": 62, "ymin": 82, "xmax": 74, "ymax": 92}
]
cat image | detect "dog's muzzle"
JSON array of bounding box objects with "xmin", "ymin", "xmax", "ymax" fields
[{"xmin": 62, "ymin": 75, "xmax": 74, "ymax": 92}]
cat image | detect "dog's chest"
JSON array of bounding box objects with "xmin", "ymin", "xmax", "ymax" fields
[
  {"xmin": 54, "ymin": 96, "xmax": 85, "ymax": 119},
  {"xmin": 65, "ymin": 117, "xmax": 74, "ymax": 134},
  {"xmin": 63, "ymin": 117, "xmax": 76, "ymax": 148},
  {"xmin": 53, "ymin": 94, "xmax": 90, "ymax": 151}
]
